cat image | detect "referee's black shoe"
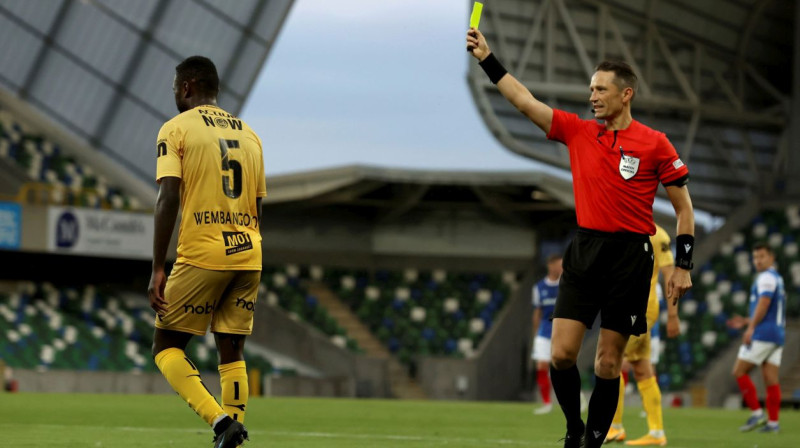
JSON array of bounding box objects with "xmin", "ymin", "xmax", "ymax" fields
[
  {"xmin": 213, "ymin": 418, "xmax": 249, "ymax": 448},
  {"xmin": 560, "ymin": 431, "xmax": 585, "ymax": 448}
]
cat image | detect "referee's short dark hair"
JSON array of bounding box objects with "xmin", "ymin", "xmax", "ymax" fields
[
  {"xmin": 752, "ymin": 242, "xmax": 774, "ymax": 255},
  {"xmin": 595, "ymin": 60, "xmax": 638, "ymax": 101},
  {"xmin": 176, "ymin": 56, "xmax": 219, "ymax": 96},
  {"xmin": 546, "ymin": 253, "xmax": 562, "ymax": 264}
]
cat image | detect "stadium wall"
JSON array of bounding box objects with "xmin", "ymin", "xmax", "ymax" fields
[{"xmin": 14, "ymin": 369, "xmax": 356, "ymax": 398}]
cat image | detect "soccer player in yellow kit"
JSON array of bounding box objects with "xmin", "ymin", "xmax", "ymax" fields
[
  {"xmin": 606, "ymin": 225, "xmax": 680, "ymax": 446},
  {"xmin": 147, "ymin": 56, "xmax": 266, "ymax": 448}
]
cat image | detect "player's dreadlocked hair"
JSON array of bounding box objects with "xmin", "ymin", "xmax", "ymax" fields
[{"xmin": 175, "ymin": 56, "xmax": 220, "ymax": 96}]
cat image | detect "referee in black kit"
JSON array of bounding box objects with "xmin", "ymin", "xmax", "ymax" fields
[{"xmin": 467, "ymin": 28, "xmax": 695, "ymax": 448}]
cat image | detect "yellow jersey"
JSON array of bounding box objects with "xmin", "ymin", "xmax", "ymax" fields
[
  {"xmin": 647, "ymin": 225, "xmax": 674, "ymax": 326},
  {"xmin": 156, "ymin": 105, "xmax": 266, "ymax": 271}
]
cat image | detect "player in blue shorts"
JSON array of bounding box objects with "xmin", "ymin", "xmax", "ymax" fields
[{"xmin": 728, "ymin": 243, "xmax": 786, "ymax": 433}]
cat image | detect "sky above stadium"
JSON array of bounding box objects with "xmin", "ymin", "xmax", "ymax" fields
[{"xmin": 240, "ymin": 0, "xmax": 544, "ymax": 176}]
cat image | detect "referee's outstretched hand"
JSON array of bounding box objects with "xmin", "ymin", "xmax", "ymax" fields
[
  {"xmin": 466, "ymin": 28, "xmax": 490, "ymax": 61},
  {"xmin": 666, "ymin": 267, "xmax": 692, "ymax": 305}
]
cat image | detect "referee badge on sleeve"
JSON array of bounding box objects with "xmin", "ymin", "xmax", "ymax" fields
[{"xmin": 619, "ymin": 147, "xmax": 640, "ymax": 180}]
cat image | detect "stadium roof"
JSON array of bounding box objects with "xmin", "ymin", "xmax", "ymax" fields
[
  {"xmin": 0, "ymin": 0, "xmax": 293, "ymax": 184},
  {"xmin": 263, "ymin": 164, "xmax": 699, "ymax": 231},
  {"xmin": 264, "ymin": 164, "xmax": 727, "ymax": 233},
  {"xmin": 264, "ymin": 165, "xmax": 574, "ymax": 227},
  {"xmin": 468, "ymin": 0, "xmax": 794, "ymax": 216}
]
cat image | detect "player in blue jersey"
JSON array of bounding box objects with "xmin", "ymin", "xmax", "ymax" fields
[
  {"xmin": 728, "ymin": 243, "xmax": 786, "ymax": 433},
  {"xmin": 532, "ymin": 254, "xmax": 562, "ymax": 415}
]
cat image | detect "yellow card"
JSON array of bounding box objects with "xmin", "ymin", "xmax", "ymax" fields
[{"xmin": 470, "ymin": 2, "xmax": 483, "ymax": 29}]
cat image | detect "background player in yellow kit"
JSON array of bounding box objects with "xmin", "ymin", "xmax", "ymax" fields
[
  {"xmin": 147, "ymin": 56, "xmax": 266, "ymax": 448},
  {"xmin": 606, "ymin": 225, "xmax": 680, "ymax": 446}
]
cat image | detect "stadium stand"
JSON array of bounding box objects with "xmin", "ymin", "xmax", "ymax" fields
[
  {"xmin": 326, "ymin": 266, "xmax": 519, "ymax": 368},
  {"xmin": 261, "ymin": 264, "xmax": 361, "ymax": 353},
  {"xmin": 256, "ymin": 262, "xmax": 523, "ymax": 376},
  {"xmin": 0, "ymin": 282, "xmax": 285, "ymax": 376},
  {"xmin": 655, "ymin": 206, "xmax": 800, "ymax": 391},
  {"xmin": 0, "ymin": 105, "xmax": 140, "ymax": 210}
]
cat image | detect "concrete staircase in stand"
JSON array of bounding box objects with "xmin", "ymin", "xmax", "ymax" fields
[{"xmin": 307, "ymin": 282, "xmax": 427, "ymax": 400}]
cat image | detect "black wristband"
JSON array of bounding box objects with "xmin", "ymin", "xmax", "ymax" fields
[
  {"xmin": 675, "ymin": 234, "xmax": 695, "ymax": 270},
  {"xmin": 479, "ymin": 53, "xmax": 508, "ymax": 85}
]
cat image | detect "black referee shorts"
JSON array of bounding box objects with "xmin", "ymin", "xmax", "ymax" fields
[{"xmin": 553, "ymin": 227, "xmax": 654, "ymax": 336}]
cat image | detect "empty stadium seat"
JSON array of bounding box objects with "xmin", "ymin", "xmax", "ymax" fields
[
  {"xmin": 0, "ymin": 282, "xmax": 284, "ymax": 375},
  {"xmin": 328, "ymin": 266, "xmax": 517, "ymax": 366},
  {"xmin": 0, "ymin": 106, "xmax": 140, "ymax": 210},
  {"xmin": 260, "ymin": 265, "xmax": 361, "ymax": 352}
]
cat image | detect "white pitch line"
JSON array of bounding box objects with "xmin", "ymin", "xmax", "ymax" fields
[
  {"xmin": 5, "ymin": 424, "xmax": 546, "ymax": 446},
  {"xmin": 266, "ymin": 430, "xmax": 541, "ymax": 445},
  {"xmin": 3, "ymin": 424, "xmax": 695, "ymax": 447}
]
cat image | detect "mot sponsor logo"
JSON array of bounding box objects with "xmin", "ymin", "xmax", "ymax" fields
[{"xmin": 223, "ymin": 231, "xmax": 253, "ymax": 255}]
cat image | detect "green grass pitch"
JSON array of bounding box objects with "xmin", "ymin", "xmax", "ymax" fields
[{"xmin": 2, "ymin": 393, "xmax": 798, "ymax": 447}]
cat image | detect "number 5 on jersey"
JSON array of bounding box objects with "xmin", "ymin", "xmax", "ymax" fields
[{"xmin": 219, "ymin": 138, "xmax": 242, "ymax": 199}]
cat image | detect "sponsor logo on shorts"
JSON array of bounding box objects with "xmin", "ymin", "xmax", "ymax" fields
[
  {"xmin": 235, "ymin": 297, "xmax": 256, "ymax": 311},
  {"xmin": 631, "ymin": 315, "xmax": 637, "ymax": 326},
  {"xmin": 223, "ymin": 231, "xmax": 253, "ymax": 255},
  {"xmin": 184, "ymin": 302, "xmax": 215, "ymax": 314}
]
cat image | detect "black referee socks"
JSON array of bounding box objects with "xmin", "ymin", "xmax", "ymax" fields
[
  {"xmin": 550, "ymin": 364, "xmax": 584, "ymax": 435},
  {"xmin": 584, "ymin": 376, "xmax": 621, "ymax": 448}
]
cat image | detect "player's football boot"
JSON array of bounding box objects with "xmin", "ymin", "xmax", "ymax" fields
[
  {"xmin": 560, "ymin": 431, "xmax": 585, "ymax": 448},
  {"xmin": 738, "ymin": 414, "xmax": 766, "ymax": 432},
  {"xmin": 534, "ymin": 403, "xmax": 554, "ymax": 415},
  {"xmin": 213, "ymin": 420, "xmax": 249, "ymax": 448},
  {"xmin": 604, "ymin": 426, "xmax": 626, "ymax": 443},
  {"xmin": 625, "ymin": 433, "xmax": 667, "ymax": 446},
  {"xmin": 757, "ymin": 423, "xmax": 779, "ymax": 433}
]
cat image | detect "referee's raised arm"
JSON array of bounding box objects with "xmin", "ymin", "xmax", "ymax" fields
[{"xmin": 467, "ymin": 28, "xmax": 553, "ymax": 134}]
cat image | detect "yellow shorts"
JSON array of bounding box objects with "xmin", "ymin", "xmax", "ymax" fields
[
  {"xmin": 624, "ymin": 301, "xmax": 659, "ymax": 362},
  {"xmin": 624, "ymin": 331, "xmax": 651, "ymax": 362},
  {"xmin": 155, "ymin": 263, "xmax": 261, "ymax": 336}
]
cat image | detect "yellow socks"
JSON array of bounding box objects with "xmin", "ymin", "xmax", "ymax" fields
[
  {"xmin": 612, "ymin": 372, "xmax": 625, "ymax": 425},
  {"xmin": 155, "ymin": 348, "xmax": 226, "ymax": 426},
  {"xmin": 219, "ymin": 361, "xmax": 249, "ymax": 423},
  {"xmin": 637, "ymin": 376, "xmax": 664, "ymax": 433}
]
